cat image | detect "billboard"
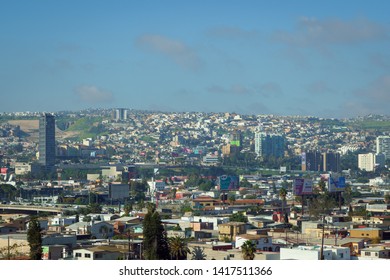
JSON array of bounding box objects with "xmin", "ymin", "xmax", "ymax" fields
[
  {"xmin": 217, "ymin": 175, "xmax": 239, "ymax": 191},
  {"xmin": 294, "ymin": 178, "xmax": 313, "ymax": 195},
  {"xmin": 328, "ymin": 175, "xmax": 346, "ymax": 192},
  {"xmin": 109, "ymin": 183, "xmax": 130, "ymax": 200}
]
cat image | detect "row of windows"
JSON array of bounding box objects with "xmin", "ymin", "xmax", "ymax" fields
[
  {"xmin": 75, "ymin": 252, "xmax": 103, "ymax": 259},
  {"xmin": 75, "ymin": 253, "xmax": 91, "ymax": 258}
]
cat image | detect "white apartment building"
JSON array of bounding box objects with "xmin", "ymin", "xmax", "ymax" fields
[
  {"xmin": 358, "ymin": 153, "xmax": 385, "ymax": 172},
  {"xmin": 376, "ymin": 136, "xmax": 390, "ymax": 159}
]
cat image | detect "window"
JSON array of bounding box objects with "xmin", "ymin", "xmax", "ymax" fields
[
  {"xmin": 75, "ymin": 253, "xmax": 82, "ymax": 257},
  {"xmin": 85, "ymin": 253, "xmax": 91, "ymax": 258},
  {"xmin": 339, "ymin": 253, "xmax": 344, "ymax": 258},
  {"xmin": 365, "ymin": 252, "xmax": 371, "ymax": 256},
  {"xmin": 95, "ymin": 253, "xmax": 103, "ymax": 259}
]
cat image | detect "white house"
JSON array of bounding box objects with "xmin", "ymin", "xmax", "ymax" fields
[
  {"xmin": 359, "ymin": 247, "xmax": 390, "ymax": 260},
  {"xmin": 280, "ymin": 246, "xmax": 333, "ymax": 260},
  {"xmin": 235, "ymin": 234, "xmax": 279, "ymax": 252},
  {"xmin": 73, "ymin": 246, "xmax": 124, "ymax": 260},
  {"xmin": 65, "ymin": 221, "xmax": 114, "ymax": 239},
  {"xmin": 49, "ymin": 215, "xmax": 77, "ymax": 227}
]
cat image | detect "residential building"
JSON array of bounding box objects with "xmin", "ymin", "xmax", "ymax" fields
[
  {"xmin": 73, "ymin": 246, "xmax": 125, "ymax": 260},
  {"xmin": 235, "ymin": 234, "xmax": 279, "ymax": 252},
  {"xmin": 322, "ymin": 152, "xmax": 340, "ymax": 172},
  {"xmin": 302, "ymin": 151, "xmax": 340, "ymax": 172},
  {"xmin": 303, "ymin": 151, "xmax": 322, "ymax": 171},
  {"xmin": 280, "ymin": 245, "xmax": 349, "ymax": 260},
  {"xmin": 218, "ymin": 222, "xmax": 247, "ymax": 241},
  {"xmin": 376, "ymin": 136, "xmax": 390, "ymax": 159},
  {"xmin": 38, "ymin": 113, "xmax": 56, "ymax": 171},
  {"xmin": 255, "ymin": 132, "xmax": 285, "ymax": 158},
  {"xmin": 348, "ymin": 227, "xmax": 383, "ymax": 240},
  {"xmin": 358, "ymin": 153, "xmax": 386, "ymax": 171},
  {"xmin": 114, "ymin": 108, "xmax": 127, "ymax": 121},
  {"xmin": 359, "ymin": 247, "xmax": 390, "ymax": 260}
]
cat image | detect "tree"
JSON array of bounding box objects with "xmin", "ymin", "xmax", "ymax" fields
[
  {"xmin": 307, "ymin": 191, "xmax": 337, "ymax": 219},
  {"xmin": 229, "ymin": 212, "xmax": 248, "ymax": 223},
  {"xmin": 241, "ymin": 240, "xmax": 256, "ymax": 260},
  {"xmin": 27, "ymin": 217, "xmax": 42, "ymax": 260},
  {"xmin": 279, "ymin": 187, "xmax": 288, "ymax": 223},
  {"xmin": 123, "ymin": 203, "xmax": 133, "ymax": 216},
  {"xmin": 228, "ymin": 194, "xmax": 236, "ymax": 205},
  {"xmin": 0, "ymin": 243, "xmax": 24, "ymax": 260},
  {"xmin": 87, "ymin": 203, "xmax": 102, "ymax": 214},
  {"xmin": 142, "ymin": 203, "xmax": 170, "ymax": 260},
  {"xmin": 385, "ymin": 193, "xmax": 390, "ymax": 204},
  {"xmin": 168, "ymin": 236, "xmax": 190, "ymax": 260},
  {"xmin": 191, "ymin": 246, "xmax": 207, "ymax": 260}
]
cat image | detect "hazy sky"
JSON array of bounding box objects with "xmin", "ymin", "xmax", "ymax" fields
[{"xmin": 1, "ymin": 1, "xmax": 390, "ymax": 118}]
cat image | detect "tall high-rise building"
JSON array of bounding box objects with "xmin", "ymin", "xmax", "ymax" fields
[
  {"xmin": 358, "ymin": 153, "xmax": 385, "ymax": 172},
  {"xmin": 302, "ymin": 151, "xmax": 340, "ymax": 172},
  {"xmin": 38, "ymin": 113, "xmax": 56, "ymax": 170},
  {"xmin": 376, "ymin": 136, "xmax": 390, "ymax": 159},
  {"xmin": 114, "ymin": 108, "xmax": 127, "ymax": 121},
  {"xmin": 322, "ymin": 152, "xmax": 340, "ymax": 173},
  {"xmin": 303, "ymin": 151, "xmax": 323, "ymax": 171},
  {"xmin": 255, "ymin": 132, "xmax": 285, "ymax": 158}
]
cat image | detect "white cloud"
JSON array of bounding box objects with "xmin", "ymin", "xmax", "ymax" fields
[
  {"xmin": 74, "ymin": 85, "xmax": 114, "ymax": 104},
  {"xmin": 207, "ymin": 84, "xmax": 253, "ymax": 96},
  {"xmin": 208, "ymin": 82, "xmax": 282, "ymax": 97},
  {"xmin": 256, "ymin": 82, "xmax": 283, "ymax": 97},
  {"xmin": 207, "ymin": 26, "xmax": 261, "ymax": 40},
  {"xmin": 338, "ymin": 75, "xmax": 390, "ymax": 117},
  {"xmin": 355, "ymin": 75, "xmax": 390, "ymax": 102},
  {"xmin": 305, "ymin": 81, "xmax": 335, "ymax": 95},
  {"xmin": 272, "ymin": 17, "xmax": 389, "ymax": 48},
  {"xmin": 135, "ymin": 34, "xmax": 202, "ymax": 70}
]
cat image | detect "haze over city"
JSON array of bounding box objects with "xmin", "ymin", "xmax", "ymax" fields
[{"xmin": 1, "ymin": 1, "xmax": 390, "ymax": 118}]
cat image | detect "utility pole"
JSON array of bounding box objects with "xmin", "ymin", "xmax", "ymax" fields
[
  {"xmin": 7, "ymin": 236, "xmax": 10, "ymax": 260},
  {"xmin": 320, "ymin": 215, "xmax": 325, "ymax": 260}
]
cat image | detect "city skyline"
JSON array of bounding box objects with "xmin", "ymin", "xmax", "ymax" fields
[{"xmin": 1, "ymin": 1, "xmax": 390, "ymax": 118}]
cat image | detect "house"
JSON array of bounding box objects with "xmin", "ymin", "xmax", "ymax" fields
[
  {"xmin": 324, "ymin": 237, "xmax": 365, "ymax": 257},
  {"xmin": 72, "ymin": 245, "xmax": 126, "ymax": 260},
  {"xmin": 2, "ymin": 215, "xmax": 29, "ymax": 231},
  {"xmin": 42, "ymin": 233, "xmax": 77, "ymax": 249},
  {"xmin": 0, "ymin": 224, "xmax": 18, "ymax": 234},
  {"xmin": 235, "ymin": 234, "xmax": 279, "ymax": 252},
  {"xmin": 65, "ymin": 221, "xmax": 114, "ymax": 239},
  {"xmin": 348, "ymin": 227, "xmax": 383, "ymax": 240},
  {"xmin": 359, "ymin": 247, "xmax": 390, "ymax": 259},
  {"xmin": 280, "ymin": 246, "xmax": 333, "ymax": 260},
  {"xmin": 192, "ymin": 195, "xmax": 219, "ymax": 209},
  {"xmin": 218, "ymin": 222, "xmax": 247, "ymax": 241}
]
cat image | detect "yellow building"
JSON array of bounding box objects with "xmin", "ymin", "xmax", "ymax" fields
[
  {"xmin": 348, "ymin": 228, "xmax": 383, "ymax": 240},
  {"xmin": 218, "ymin": 222, "xmax": 246, "ymax": 241}
]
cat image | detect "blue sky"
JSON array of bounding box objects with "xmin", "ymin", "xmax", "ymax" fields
[{"xmin": 1, "ymin": 0, "xmax": 390, "ymax": 118}]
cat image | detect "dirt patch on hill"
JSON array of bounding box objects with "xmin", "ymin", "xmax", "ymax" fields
[{"xmin": 7, "ymin": 120, "xmax": 80, "ymax": 141}]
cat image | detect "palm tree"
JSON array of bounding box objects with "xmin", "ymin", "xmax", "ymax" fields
[
  {"xmin": 168, "ymin": 236, "xmax": 190, "ymax": 260},
  {"xmin": 191, "ymin": 246, "xmax": 207, "ymax": 260},
  {"xmin": 385, "ymin": 193, "xmax": 390, "ymax": 204},
  {"xmin": 279, "ymin": 187, "xmax": 287, "ymax": 223},
  {"xmin": 241, "ymin": 240, "xmax": 256, "ymax": 260}
]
